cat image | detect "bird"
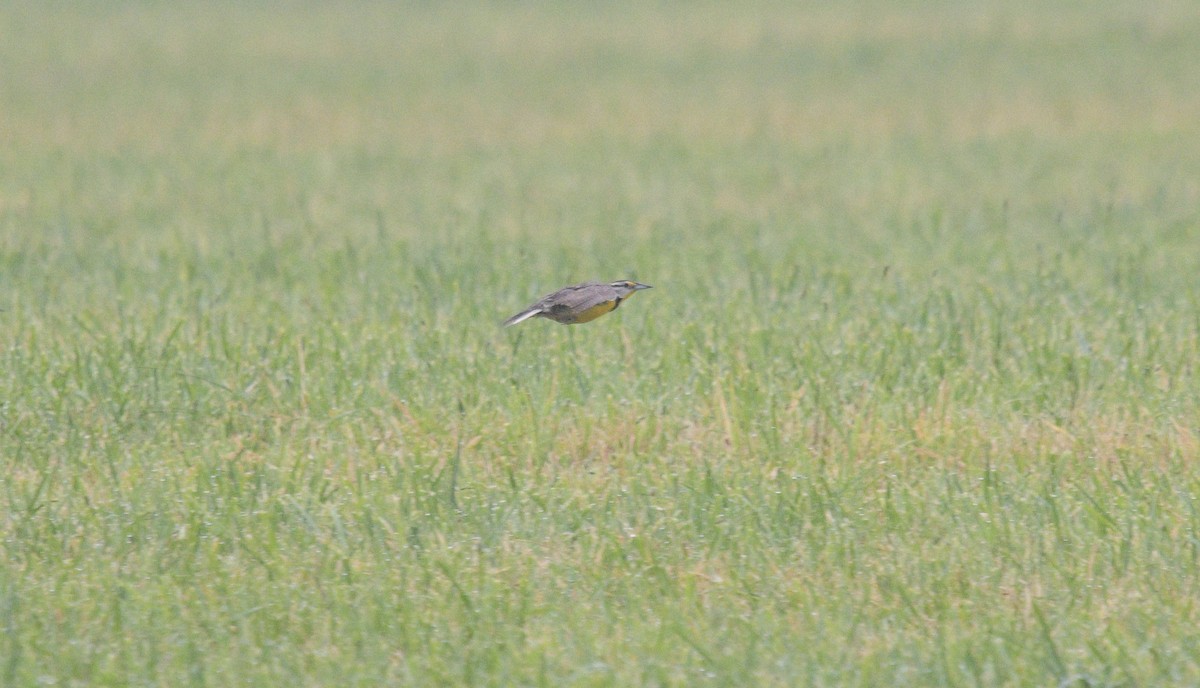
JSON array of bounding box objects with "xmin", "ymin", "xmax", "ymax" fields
[{"xmin": 503, "ymin": 280, "xmax": 653, "ymax": 327}]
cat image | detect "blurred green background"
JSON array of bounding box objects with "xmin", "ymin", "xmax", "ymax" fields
[{"xmin": 2, "ymin": 2, "xmax": 1199, "ymax": 686}]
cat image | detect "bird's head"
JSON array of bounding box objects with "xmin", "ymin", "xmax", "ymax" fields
[{"xmin": 610, "ymin": 280, "xmax": 653, "ymax": 298}]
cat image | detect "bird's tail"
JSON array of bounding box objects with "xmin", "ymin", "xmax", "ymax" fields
[{"xmin": 502, "ymin": 308, "xmax": 542, "ymax": 327}]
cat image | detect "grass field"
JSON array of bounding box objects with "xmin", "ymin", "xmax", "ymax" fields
[{"xmin": 3, "ymin": 1, "xmax": 1200, "ymax": 685}]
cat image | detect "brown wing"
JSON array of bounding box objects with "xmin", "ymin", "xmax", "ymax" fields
[{"xmin": 535, "ymin": 282, "xmax": 617, "ymax": 314}]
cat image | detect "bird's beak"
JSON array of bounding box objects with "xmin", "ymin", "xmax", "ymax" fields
[{"xmin": 635, "ymin": 283, "xmax": 653, "ymax": 290}]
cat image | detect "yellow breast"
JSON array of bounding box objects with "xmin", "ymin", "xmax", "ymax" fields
[{"xmin": 570, "ymin": 300, "xmax": 618, "ymax": 323}]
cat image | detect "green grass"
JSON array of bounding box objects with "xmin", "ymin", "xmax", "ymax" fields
[{"xmin": 3, "ymin": 1, "xmax": 1200, "ymax": 685}]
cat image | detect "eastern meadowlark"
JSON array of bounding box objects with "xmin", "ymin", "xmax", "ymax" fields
[{"xmin": 503, "ymin": 280, "xmax": 653, "ymax": 327}]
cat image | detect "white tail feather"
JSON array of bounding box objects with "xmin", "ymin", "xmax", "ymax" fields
[{"xmin": 502, "ymin": 308, "xmax": 542, "ymax": 327}]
